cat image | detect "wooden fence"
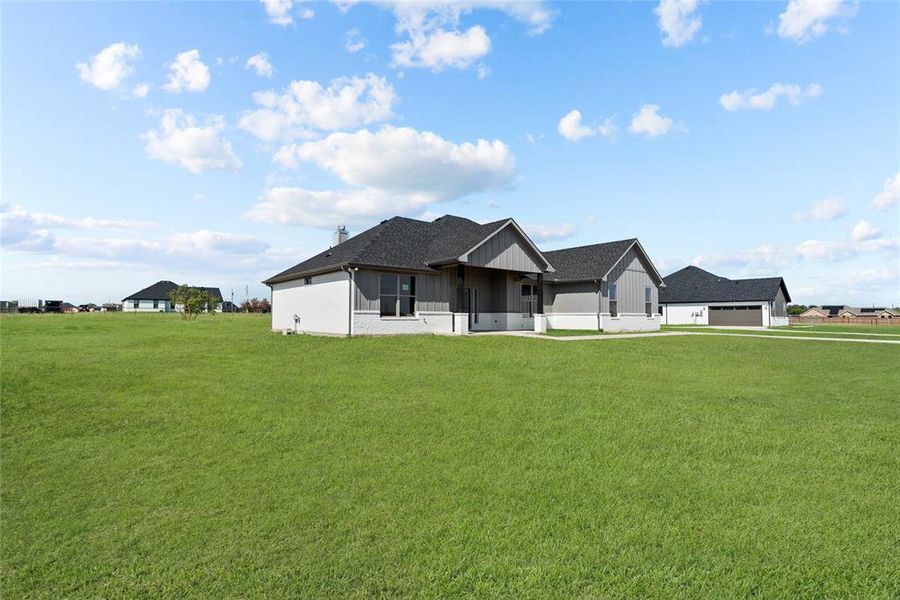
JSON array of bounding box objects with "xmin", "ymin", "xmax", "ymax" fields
[{"xmin": 789, "ymin": 316, "xmax": 900, "ymax": 326}]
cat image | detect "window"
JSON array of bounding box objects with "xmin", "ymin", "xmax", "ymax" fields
[
  {"xmin": 304, "ymin": 276, "xmax": 312, "ymax": 285},
  {"xmin": 521, "ymin": 284, "xmax": 537, "ymax": 317},
  {"xmin": 379, "ymin": 273, "xmax": 416, "ymax": 317},
  {"xmin": 133, "ymin": 300, "xmax": 139, "ymax": 309},
  {"xmin": 609, "ymin": 283, "xmax": 618, "ymax": 317},
  {"xmin": 153, "ymin": 299, "xmax": 159, "ymax": 309},
  {"xmin": 645, "ymin": 287, "xmax": 652, "ymax": 317}
]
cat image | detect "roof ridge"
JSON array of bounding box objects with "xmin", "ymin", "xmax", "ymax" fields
[{"xmin": 544, "ymin": 237, "xmax": 636, "ymax": 254}]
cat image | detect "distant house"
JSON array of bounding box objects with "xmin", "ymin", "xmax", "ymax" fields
[
  {"xmin": 800, "ymin": 306, "xmax": 899, "ymax": 319},
  {"xmin": 659, "ymin": 266, "xmax": 791, "ymax": 327},
  {"xmin": 122, "ymin": 281, "xmax": 223, "ymax": 313},
  {"xmin": 263, "ymin": 215, "xmax": 664, "ymax": 335},
  {"xmin": 62, "ymin": 302, "xmax": 78, "ymax": 313}
]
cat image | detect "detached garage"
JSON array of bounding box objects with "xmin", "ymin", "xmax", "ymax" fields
[{"xmin": 659, "ymin": 266, "xmax": 791, "ymax": 327}]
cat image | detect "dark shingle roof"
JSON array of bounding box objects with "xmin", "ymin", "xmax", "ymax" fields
[
  {"xmin": 123, "ymin": 281, "xmax": 223, "ymax": 302},
  {"xmin": 543, "ymin": 239, "xmax": 637, "ymax": 282},
  {"xmin": 264, "ymin": 215, "xmax": 520, "ymax": 284},
  {"xmin": 660, "ymin": 266, "xmax": 790, "ymax": 304}
]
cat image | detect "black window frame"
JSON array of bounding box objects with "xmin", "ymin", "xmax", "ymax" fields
[
  {"xmin": 609, "ymin": 283, "xmax": 618, "ymax": 317},
  {"xmin": 644, "ymin": 287, "xmax": 652, "ymax": 317},
  {"xmin": 379, "ymin": 273, "xmax": 416, "ymax": 318},
  {"xmin": 133, "ymin": 300, "xmax": 139, "ymax": 309},
  {"xmin": 153, "ymin": 299, "xmax": 159, "ymax": 309}
]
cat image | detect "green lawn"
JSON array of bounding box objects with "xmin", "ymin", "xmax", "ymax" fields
[
  {"xmin": 663, "ymin": 325, "xmax": 900, "ymax": 340},
  {"xmin": 2, "ymin": 314, "xmax": 899, "ymax": 597},
  {"xmin": 543, "ymin": 328, "xmax": 660, "ymax": 337}
]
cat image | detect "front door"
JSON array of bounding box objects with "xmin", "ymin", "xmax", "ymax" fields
[{"xmin": 467, "ymin": 288, "xmax": 478, "ymax": 329}]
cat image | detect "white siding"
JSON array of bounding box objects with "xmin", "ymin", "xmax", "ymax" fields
[{"xmin": 271, "ymin": 271, "xmax": 350, "ymax": 334}]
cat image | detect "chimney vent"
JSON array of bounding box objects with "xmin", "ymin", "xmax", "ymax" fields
[{"xmin": 333, "ymin": 225, "xmax": 349, "ymax": 246}]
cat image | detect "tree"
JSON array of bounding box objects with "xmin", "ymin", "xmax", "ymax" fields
[
  {"xmin": 787, "ymin": 304, "xmax": 808, "ymax": 316},
  {"xmin": 169, "ymin": 285, "xmax": 211, "ymax": 320},
  {"xmin": 240, "ymin": 297, "xmax": 270, "ymax": 314}
]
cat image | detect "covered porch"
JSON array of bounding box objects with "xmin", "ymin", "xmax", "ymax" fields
[{"xmin": 449, "ymin": 264, "xmax": 546, "ymax": 334}]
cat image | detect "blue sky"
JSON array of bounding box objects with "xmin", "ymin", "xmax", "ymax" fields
[{"xmin": 2, "ymin": 0, "xmax": 898, "ymax": 306}]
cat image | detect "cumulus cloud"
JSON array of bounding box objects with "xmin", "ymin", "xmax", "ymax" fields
[
  {"xmin": 249, "ymin": 125, "xmax": 516, "ymax": 228},
  {"xmin": 720, "ymin": 83, "xmax": 822, "ymax": 111},
  {"xmin": 142, "ymin": 109, "xmax": 242, "ymax": 174},
  {"xmin": 777, "ymin": 0, "xmax": 855, "ymax": 43},
  {"xmin": 274, "ymin": 125, "xmax": 515, "ymax": 197},
  {"xmin": 342, "ymin": 2, "xmax": 553, "ymax": 73},
  {"xmin": 654, "ymin": 0, "xmax": 702, "ymax": 47},
  {"xmin": 246, "ymin": 52, "xmax": 274, "ymax": 78},
  {"xmin": 392, "ymin": 24, "xmax": 491, "ymax": 71},
  {"xmin": 871, "ymin": 172, "xmax": 900, "ymax": 210},
  {"xmin": 76, "ymin": 42, "xmax": 140, "ymax": 91},
  {"xmin": 239, "ymin": 74, "xmax": 397, "ymax": 141},
  {"xmin": 850, "ymin": 220, "xmax": 881, "ymax": 242},
  {"xmin": 345, "ymin": 28, "xmax": 368, "ymax": 53},
  {"xmin": 524, "ymin": 223, "xmax": 575, "ymax": 243},
  {"xmin": 795, "ymin": 196, "xmax": 846, "ymax": 221},
  {"xmin": 132, "ymin": 83, "xmax": 151, "ymax": 98},
  {"xmin": 629, "ymin": 104, "xmax": 674, "ymax": 137},
  {"xmin": 261, "ymin": 0, "xmax": 292, "ymax": 24},
  {"xmin": 163, "ymin": 50, "xmax": 210, "ymax": 93},
  {"xmin": 557, "ymin": 110, "xmax": 615, "ymax": 142}
]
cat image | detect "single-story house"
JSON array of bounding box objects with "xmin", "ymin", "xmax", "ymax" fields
[
  {"xmin": 122, "ymin": 281, "xmax": 223, "ymax": 313},
  {"xmin": 801, "ymin": 306, "xmax": 899, "ymax": 319},
  {"xmin": 659, "ymin": 266, "xmax": 790, "ymax": 327},
  {"xmin": 263, "ymin": 215, "xmax": 665, "ymax": 336}
]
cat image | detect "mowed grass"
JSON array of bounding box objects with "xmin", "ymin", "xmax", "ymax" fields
[
  {"xmin": 2, "ymin": 314, "xmax": 899, "ymax": 597},
  {"xmin": 663, "ymin": 325, "xmax": 900, "ymax": 341},
  {"xmin": 543, "ymin": 328, "xmax": 659, "ymax": 337}
]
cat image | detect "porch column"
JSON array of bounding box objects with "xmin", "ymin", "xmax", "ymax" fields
[
  {"xmin": 533, "ymin": 273, "xmax": 547, "ymax": 333},
  {"xmin": 453, "ymin": 263, "xmax": 468, "ymax": 334}
]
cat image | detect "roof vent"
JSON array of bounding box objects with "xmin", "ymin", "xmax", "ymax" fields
[{"xmin": 333, "ymin": 225, "xmax": 349, "ymax": 246}]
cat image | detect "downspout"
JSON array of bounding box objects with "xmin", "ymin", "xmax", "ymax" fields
[
  {"xmin": 342, "ymin": 266, "xmax": 354, "ymax": 337},
  {"xmin": 594, "ymin": 279, "xmax": 601, "ymax": 330}
]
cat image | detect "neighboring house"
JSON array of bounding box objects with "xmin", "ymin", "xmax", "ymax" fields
[
  {"xmin": 659, "ymin": 266, "xmax": 791, "ymax": 327},
  {"xmin": 263, "ymin": 215, "xmax": 664, "ymax": 336},
  {"xmin": 61, "ymin": 302, "xmax": 78, "ymax": 313},
  {"xmin": 122, "ymin": 281, "xmax": 223, "ymax": 313},
  {"xmin": 799, "ymin": 305, "xmax": 898, "ymax": 319}
]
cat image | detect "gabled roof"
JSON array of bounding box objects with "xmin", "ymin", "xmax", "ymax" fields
[
  {"xmin": 123, "ymin": 281, "xmax": 223, "ymax": 302},
  {"xmin": 264, "ymin": 215, "xmax": 551, "ymax": 285},
  {"xmin": 660, "ymin": 266, "xmax": 790, "ymax": 304},
  {"xmin": 543, "ymin": 238, "xmax": 663, "ymax": 284}
]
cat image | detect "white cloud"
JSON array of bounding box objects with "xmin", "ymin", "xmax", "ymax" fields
[
  {"xmin": 392, "ymin": 25, "xmax": 491, "ymax": 71},
  {"xmin": 250, "ymin": 125, "xmax": 516, "ymax": 228},
  {"xmin": 344, "ymin": 2, "xmax": 553, "ymax": 72},
  {"xmin": 132, "ymin": 83, "xmax": 151, "ymax": 98},
  {"xmin": 76, "ymin": 42, "xmax": 140, "ymax": 91},
  {"xmin": 261, "ymin": 0, "xmax": 294, "ymax": 24},
  {"xmin": 239, "ymin": 74, "xmax": 397, "ymax": 141},
  {"xmin": 654, "ymin": 0, "xmax": 702, "ymax": 47},
  {"xmin": 850, "ymin": 220, "xmax": 881, "ymax": 242},
  {"xmin": 167, "ymin": 230, "xmax": 268, "ymax": 255},
  {"xmin": 345, "ymin": 28, "xmax": 368, "ymax": 53},
  {"xmin": 693, "ymin": 235, "xmax": 898, "ymax": 273},
  {"xmin": 477, "ymin": 63, "xmax": 490, "ymax": 80},
  {"xmin": 246, "ymin": 52, "xmax": 274, "ymax": 78},
  {"xmin": 871, "ymin": 172, "xmax": 900, "ymax": 210},
  {"xmin": 557, "ymin": 110, "xmax": 615, "ymax": 142},
  {"xmin": 795, "ymin": 196, "xmax": 846, "ymax": 221},
  {"xmin": 1, "ymin": 204, "xmax": 157, "ymax": 251},
  {"xmin": 275, "ymin": 125, "xmax": 515, "ymax": 198},
  {"xmin": 163, "ymin": 50, "xmax": 210, "ymax": 93},
  {"xmin": 777, "ymin": 0, "xmax": 855, "ymax": 43},
  {"xmin": 246, "ymin": 187, "xmax": 428, "ymax": 229},
  {"xmin": 628, "ymin": 104, "xmax": 674, "ymax": 137},
  {"xmin": 524, "ymin": 223, "xmax": 575, "ymax": 243},
  {"xmin": 720, "ymin": 83, "xmax": 822, "ymax": 111},
  {"xmin": 142, "ymin": 109, "xmax": 242, "ymax": 174}
]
